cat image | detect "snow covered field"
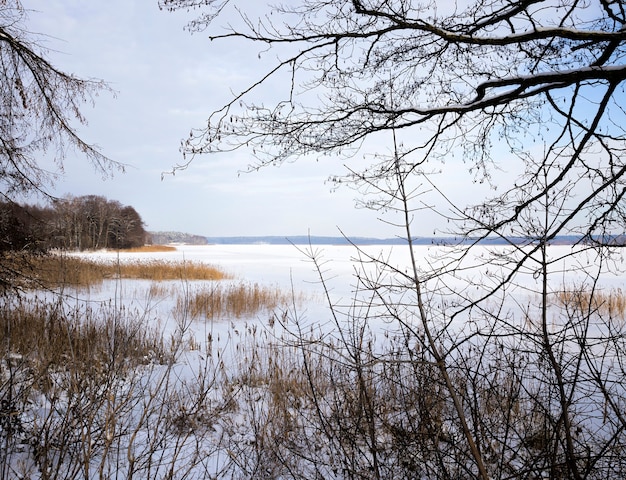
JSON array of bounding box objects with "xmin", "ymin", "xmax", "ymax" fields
[
  {"xmin": 4, "ymin": 242, "xmax": 626, "ymax": 479},
  {"xmin": 75, "ymin": 241, "xmax": 626, "ymax": 313},
  {"xmin": 71, "ymin": 242, "xmax": 626, "ymax": 343}
]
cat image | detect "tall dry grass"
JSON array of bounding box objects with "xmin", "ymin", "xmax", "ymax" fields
[
  {"xmin": 121, "ymin": 245, "xmax": 178, "ymax": 253},
  {"xmin": 8, "ymin": 251, "xmax": 301, "ymax": 323},
  {"xmin": 111, "ymin": 258, "xmax": 230, "ymax": 281},
  {"xmin": 0, "ymin": 297, "xmax": 168, "ymax": 371},
  {"xmin": 555, "ymin": 287, "xmax": 626, "ymax": 318},
  {"xmin": 181, "ymin": 282, "xmax": 300, "ymax": 320},
  {"xmin": 12, "ymin": 253, "xmax": 229, "ymax": 289}
]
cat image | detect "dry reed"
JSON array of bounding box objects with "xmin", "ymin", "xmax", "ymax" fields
[
  {"xmin": 121, "ymin": 245, "xmax": 178, "ymax": 253},
  {"xmin": 12, "ymin": 254, "xmax": 229, "ymax": 288},
  {"xmin": 555, "ymin": 287, "xmax": 626, "ymax": 318},
  {"xmin": 0, "ymin": 297, "xmax": 168, "ymax": 372},
  {"xmin": 113, "ymin": 259, "xmax": 229, "ymax": 281},
  {"xmin": 181, "ymin": 282, "xmax": 297, "ymax": 320}
]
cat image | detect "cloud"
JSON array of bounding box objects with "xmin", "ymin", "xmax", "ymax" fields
[{"xmin": 17, "ymin": 0, "xmax": 401, "ymax": 237}]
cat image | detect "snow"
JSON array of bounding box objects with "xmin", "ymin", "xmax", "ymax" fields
[
  {"xmin": 4, "ymin": 243, "xmax": 626, "ymax": 478},
  {"xmin": 62, "ymin": 242, "xmax": 626, "ymax": 357}
]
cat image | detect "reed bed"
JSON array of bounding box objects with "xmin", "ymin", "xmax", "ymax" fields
[
  {"xmin": 180, "ymin": 282, "xmax": 301, "ymax": 320},
  {"xmin": 12, "ymin": 254, "xmax": 229, "ymax": 288},
  {"xmin": 121, "ymin": 245, "xmax": 178, "ymax": 253},
  {"xmin": 0, "ymin": 297, "xmax": 168, "ymax": 371},
  {"xmin": 7, "ymin": 253, "xmax": 301, "ymax": 321},
  {"xmin": 113, "ymin": 259, "xmax": 230, "ymax": 281},
  {"xmin": 555, "ymin": 287, "xmax": 626, "ymax": 318}
]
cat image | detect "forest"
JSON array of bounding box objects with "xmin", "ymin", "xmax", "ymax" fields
[{"xmin": 0, "ymin": 195, "xmax": 148, "ymax": 252}]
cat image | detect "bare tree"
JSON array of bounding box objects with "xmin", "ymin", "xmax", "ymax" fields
[
  {"xmin": 161, "ymin": 1, "xmax": 626, "ymax": 478},
  {"xmin": 0, "ymin": 1, "xmax": 120, "ymax": 199},
  {"xmin": 45, "ymin": 195, "xmax": 147, "ymax": 250},
  {"xmin": 160, "ymin": 0, "xmax": 626, "ymax": 242},
  {"xmin": 0, "ymin": 2, "xmax": 122, "ymax": 289}
]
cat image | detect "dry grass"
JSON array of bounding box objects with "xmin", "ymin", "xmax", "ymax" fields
[
  {"xmin": 555, "ymin": 287, "xmax": 626, "ymax": 318},
  {"xmin": 9, "ymin": 252, "xmax": 300, "ymax": 321},
  {"xmin": 121, "ymin": 245, "xmax": 178, "ymax": 253},
  {"xmin": 180, "ymin": 282, "xmax": 300, "ymax": 320},
  {"xmin": 0, "ymin": 297, "xmax": 168, "ymax": 373},
  {"xmin": 148, "ymin": 281, "xmax": 177, "ymax": 298},
  {"xmin": 11, "ymin": 254, "xmax": 230, "ymax": 288},
  {"xmin": 113, "ymin": 259, "xmax": 229, "ymax": 281}
]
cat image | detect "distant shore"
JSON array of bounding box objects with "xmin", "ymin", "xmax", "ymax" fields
[
  {"xmin": 149, "ymin": 231, "xmax": 623, "ymax": 246},
  {"xmin": 202, "ymin": 235, "xmax": 590, "ymax": 246}
]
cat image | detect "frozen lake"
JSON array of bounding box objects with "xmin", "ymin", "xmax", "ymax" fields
[
  {"xmin": 78, "ymin": 241, "xmax": 626, "ymax": 286},
  {"xmin": 9, "ymin": 242, "xmax": 626, "ymax": 479},
  {"xmin": 70, "ymin": 242, "xmax": 626, "ymax": 344}
]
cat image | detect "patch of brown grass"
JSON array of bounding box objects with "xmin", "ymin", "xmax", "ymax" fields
[
  {"xmin": 11, "ymin": 254, "xmax": 230, "ymax": 289},
  {"xmin": 121, "ymin": 245, "xmax": 178, "ymax": 253},
  {"xmin": 115, "ymin": 259, "xmax": 229, "ymax": 281},
  {"xmin": 0, "ymin": 297, "xmax": 168, "ymax": 373},
  {"xmin": 180, "ymin": 282, "xmax": 302, "ymax": 320},
  {"xmin": 555, "ymin": 288, "xmax": 626, "ymax": 318},
  {"xmin": 4, "ymin": 254, "xmax": 106, "ymax": 289}
]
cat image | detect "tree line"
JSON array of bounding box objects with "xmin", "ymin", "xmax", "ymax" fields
[{"xmin": 0, "ymin": 195, "xmax": 148, "ymax": 251}]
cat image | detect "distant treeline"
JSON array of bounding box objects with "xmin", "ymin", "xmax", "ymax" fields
[
  {"xmin": 149, "ymin": 231, "xmax": 208, "ymax": 245},
  {"xmin": 0, "ymin": 195, "xmax": 148, "ymax": 251},
  {"xmin": 203, "ymin": 235, "xmax": 598, "ymax": 246}
]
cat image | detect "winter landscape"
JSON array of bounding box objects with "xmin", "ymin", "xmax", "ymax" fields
[
  {"xmin": 4, "ymin": 0, "xmax": 626, "ymax": 478},
  {"xmin": 4, "ymin": 240, "xmax": 626, "ymax": 478}
]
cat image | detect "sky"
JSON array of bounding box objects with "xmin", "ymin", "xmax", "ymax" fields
[
  {"xmin": 15, "ymin": 2, "xmax": 619, "ymax": 241},
  {"xmin": 20, "ymin": 0, "xmax": 409, "ymax": 238},
  {"xmin": 18, "ymin": 1, "xmax": 524, "ymax": 241}
]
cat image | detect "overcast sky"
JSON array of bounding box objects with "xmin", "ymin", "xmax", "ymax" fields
[{"xmin": 20, "ymin": 1, "xmax": 488, "ymax": 239}]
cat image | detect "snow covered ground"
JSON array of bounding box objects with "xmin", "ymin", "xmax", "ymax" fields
[
  {"xmin": 4, "ymin": 242, "xmax": 626, "ymax": 479},
  {"xmin": 66, "ymin": 242, "xmax": 626, "ymax": 357},
  {"xmin": 75, "ymin": 241, "xmax": 626, "ymax": 313}
]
